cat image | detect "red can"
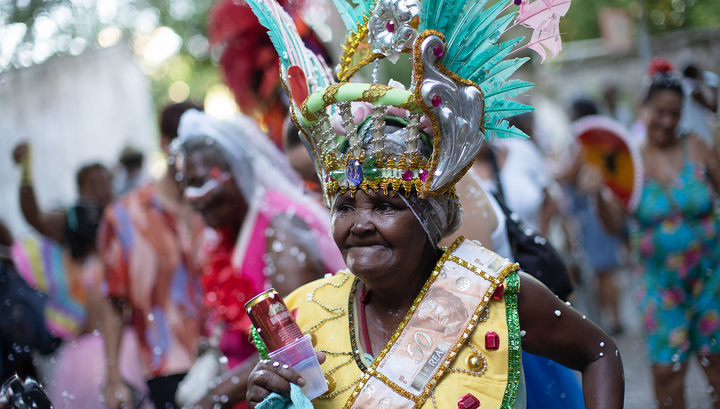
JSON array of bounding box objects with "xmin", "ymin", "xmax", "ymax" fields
[{"xmin": 245, "ymin": 288, "xmax": 303, "ymax": 352}]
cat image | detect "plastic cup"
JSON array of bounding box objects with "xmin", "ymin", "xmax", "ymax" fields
[{"xmin": 268, "ymin": 334, "xmax": 328, "ymax": 400}]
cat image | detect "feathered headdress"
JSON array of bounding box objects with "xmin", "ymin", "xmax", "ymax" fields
[{"xmin": 244, "ymin": 0, "xmax": 571, "ymax": 206}]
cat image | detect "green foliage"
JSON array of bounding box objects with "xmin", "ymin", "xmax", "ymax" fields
[{"xmin": 561, "ymin": 0, "xmax": 720, "ymax": 42}]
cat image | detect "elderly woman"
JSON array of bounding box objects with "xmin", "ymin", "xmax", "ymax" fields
[
  {"xmin": 244, "ymin": 115, "xmax": 624, "ymax": 408},
  {"xmin": 173, "ymin": 110, "xmax": 345, "ymax": 407},
  {"xmin": 233, "ymin": 0, "xmax": 624, "ymax": 406}
]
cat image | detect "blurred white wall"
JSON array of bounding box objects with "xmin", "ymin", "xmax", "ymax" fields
[{"xmin": 0, "ymin": 42, "xmax": 157, "ymax": 238}]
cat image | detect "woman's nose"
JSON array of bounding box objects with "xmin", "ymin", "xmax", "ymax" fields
[{"xmin": 350, "ymin": 212, "xmax": 375, "ymax": 235}]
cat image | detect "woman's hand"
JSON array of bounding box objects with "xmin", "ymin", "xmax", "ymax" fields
[
  {"xmin": 576, "ymin": 163, "xmax": 604, "ymax": 194},
  {"xmin": 246, "ymin": 352, "xmax": 325, "ymax": 409},
  {"xmin": 12, "ymin": 142, "xmax": 30, "ymax": 165}
]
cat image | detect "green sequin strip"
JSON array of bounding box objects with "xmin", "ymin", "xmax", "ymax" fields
[
  {"xmin": 251, "ymin": 326, "xmax": 270, "ymax": 360},
  {"xmin": 501, "ymin": 272, "xmax": 521, "ymax": 409}
]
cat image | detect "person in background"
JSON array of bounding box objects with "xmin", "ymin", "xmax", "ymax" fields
[
  {"xmin": 0, "ymin": 220, "xmax": 38, "ymax": 386},
  {"xmin": 474, "ymin": 113, "xmax": 557, "ymax": 236},
  {"xmin": 99, "ymin": 102, "xmax": 206, "ymax": 409},
  {"xmin": 587, "ymin": 58, "xmax": 720, "ymax": 409},
  {"xmin": 559, "ymin": 97, "xmax": 625, "ymax": 335},
  {"xmin": 173, "ymin": 110, "xmax": 345, "ymax": 408},
  {"xmin": 10, "ymin": 145, "xmax": 149, "ymax": 408},
  {"xmin": 115, "ymin": 147, "xmax": 145, "ymax": 197},
  {"xmin": 12, "ymin": 143, "xmax": 113, "ymax": 246},
  {"xmin": 680, "ymin": 64, "xmax": 718, "ymax": 147}
]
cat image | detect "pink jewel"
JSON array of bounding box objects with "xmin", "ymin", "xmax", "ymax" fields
[
  {"xmin": 431, "ymin": 95, "xmax": 442, "ymax": 107},
  {"xmin": 492, "ymin": 284, "xmax": 504, "ymax": 300},
  {"xmin": 418, "ymin": 169, "xmax": 429, "ymax": 181},
  {"xmin": 485, "ymin": 331, "xmax": 500, "ymax": 350},
  {"xmin": 386, "ymin": 20, "xmax": 396, "ymax": 32},
  {"xmin": 433, "ymin": 44, "xmax": 444, "ymax": 58},
  {"xmin": 402, "ymin": 169, "xmax": 413, "ymax": 181},
  {"xmin": 457, "ymin": 394, "xmax": 481, "ymax": 409}
]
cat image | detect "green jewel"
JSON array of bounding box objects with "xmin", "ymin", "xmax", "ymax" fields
[
  {"xmin": 364, "ymin": 168, "xmax": 381, "ymax": 181},
  {"xmin": 330, "ymin": 169, "xmax": 346, "ymax": 183},
  {"xmin": 361, "ymin": 155, "xmax": 377, "ymax": 171}
]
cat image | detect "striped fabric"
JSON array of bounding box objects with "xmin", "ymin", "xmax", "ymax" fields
[{"xmin": 11, "ymin": 235, "xmax": 87, "ymax": 339}]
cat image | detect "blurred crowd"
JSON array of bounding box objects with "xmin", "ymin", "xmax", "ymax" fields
[{"xmin": 0, "ymin": 1, "xmax": 719, "ymax": 408}]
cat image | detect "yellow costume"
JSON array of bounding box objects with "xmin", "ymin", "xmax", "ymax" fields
[{"xmin": 284, "ymin": 239, "xmax": 523, "ymax": 409}]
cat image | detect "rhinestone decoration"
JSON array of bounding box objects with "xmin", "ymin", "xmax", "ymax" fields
[
  {"xmin": 402, "ymin": 169, "xmax": 414, "ymax": 181},
  {"xmin": 346, "ymin": 159, "xmax": 363, "ymax": 186},
  {"xmin": 367, "ymin": 0, "xmax": 420, "ymax": 63},
  {"xmin": 491, "ymin": 283, "xmax": 504, "ymax": 300},
  {"xmin": 431, "ymin": 95, "xmax": 442, "ymax": 107},
  {"xmin": 432, "ymin": 44, "xmax": 444, "ymax": 58},
  {"xmin": 419, "ymin": 168, "xmax": 429, "ymax": 181},
  {"xmin": 485, "ymin": 331, "xmax": 500, "ymax": 350},
  {"xmin": 457, "ymin": 393, "xmax": 481, "ymax": 409}
]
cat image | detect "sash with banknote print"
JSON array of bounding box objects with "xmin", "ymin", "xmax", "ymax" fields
[{"xmin": 345, "ymin": 238, "xmax": 519, "ymax": 409}]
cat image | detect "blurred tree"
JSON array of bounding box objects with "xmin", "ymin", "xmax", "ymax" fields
[
  {"xmin": 561, "ymin": 0, "xmax": 720, "ymax": 42},
  {"xmin": 1, "ymin": 0, "xmax": 718, "ymax": 108}
]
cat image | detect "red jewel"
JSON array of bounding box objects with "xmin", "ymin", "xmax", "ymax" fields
[
  {"xmin": 386, "ymin": 20, "xmax": 396, "ymax": 32},
  {"xmin": 457, "ymin": 393, "xmax": 481, "ymax": 409},
  {"xmin": 492, "ymin": 284, "xmax": 504, "ymax": 300},
  {"xmin": 431, "ymin": 95, "xmax": 442, "ymax": 107},
  {"xmin": 418, "ymin": 169, "xmax": 429, "ymax": 181},
  {"xmin": 402, "ymin": 169, "xmax": 414, "ymax": 181},
  {"xmin": 485, "ymin": 331, "xmax": 500, "ymax": 350},
  {"xmin": 433, "ymin": 44, "xmax": 444, "ymax": 58}
]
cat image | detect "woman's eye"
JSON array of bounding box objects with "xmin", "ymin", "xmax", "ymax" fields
[
  {"xmin": 337, "ymin": 204, "xmax": 353, "ymax": 212},
  {"xmin": 377, "ymin": 203, "xmax": 395, "ymax": 212}
]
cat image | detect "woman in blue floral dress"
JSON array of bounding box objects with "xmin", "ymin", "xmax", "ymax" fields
[{"xmin": 589, "ymin": 59, "xmax": 720, "ymax": 409}]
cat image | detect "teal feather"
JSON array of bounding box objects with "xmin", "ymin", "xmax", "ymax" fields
[
  {"xmin": 483, "ymin": 79, "xmax": 534, "ymax": 103},
  {"xmin": 445, "ymin": 1, "xmax": 508, "ymax": 66},
  {"xmin": 484, "ymin": 100, "xmax": 534, "ymax": 121},
  {"xmin": 245, "ymin": 0, "xmax": 290, "ymax": 67},
  {"xmin": 446, "ymin": 12, "xmax": 514, "ymax": 68},
  {"xmin": 421, "ymin": 0, "xmax": 444, "ymax": 31},
  {"xmin": 477, "ymin": 57, "xmax": 529, "ymax": 86},
  {"xmin": 484, "ymin": 120, "xmax": 530, "ymax": 140},
  {"xmin": 332, "ymin": 0, "xmax": 361, "ymax": 31},
  {"xmin": 460, "ymin": 37, "xmax": 523, "ymax": 81},
  {"xmin": 447, "ymin": 2, "xmax": 505, "ymax": 59},
  {"xmin": 331, "ymin": 0, "xmax": 373, "ymax": 32}
]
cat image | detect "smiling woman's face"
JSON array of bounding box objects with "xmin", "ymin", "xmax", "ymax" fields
[{"xmin": 331, "ymin": 189, "xmax": 430, "ymax": 285}]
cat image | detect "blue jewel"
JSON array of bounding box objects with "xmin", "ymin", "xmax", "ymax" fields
[{"xmin": 346, "ymin": 159, "xmax": 363, "ymax": 186}]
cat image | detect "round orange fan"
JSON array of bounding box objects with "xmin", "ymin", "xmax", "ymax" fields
[{"xmin": 572, "ymin": 115, "xmax": 643, "ymax": 211}]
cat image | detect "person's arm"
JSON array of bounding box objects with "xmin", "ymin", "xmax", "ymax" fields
[
  {"xmin": 688, "ymin": 136, "xmax": 720, "ymax": 195},
  {"xmin": 692, "ymin": 79, "xmax": 718, "ymax": 113},
  {"xmin": 12, "ymin": 143, "xmax": 66, "ymax": 243},
  {"xmin": 265, "ymin": 215, "xmax": 326, "ymax": 297},
  {"xmin": 539, "ymin": 189, "xmax": 558, "ymax": 237},
  {"xmin": 518, "ymin": 272, "xmax": 624, "ymax": 409}
]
